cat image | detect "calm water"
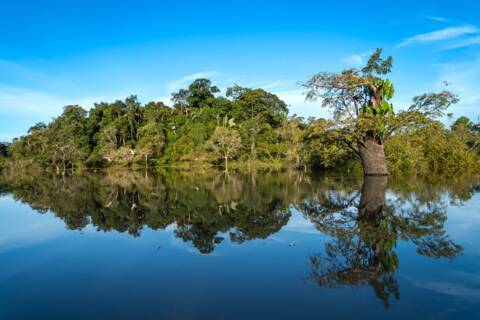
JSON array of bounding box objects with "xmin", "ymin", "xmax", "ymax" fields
[{"xmin": 0, "ymin": 170, "xmax": 480, "ymax": 319}]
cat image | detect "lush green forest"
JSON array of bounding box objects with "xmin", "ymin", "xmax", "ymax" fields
[{"xmin": 1, "ymin": 50, "xmax": 479, "ymax": 176}]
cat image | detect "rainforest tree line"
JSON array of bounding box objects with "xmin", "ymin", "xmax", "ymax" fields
[{"xmin": 1, "ymin": 49, "xmax": 479, "ymax": 175}]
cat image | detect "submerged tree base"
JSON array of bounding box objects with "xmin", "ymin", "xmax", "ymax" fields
[{"xmin": 359, "ymin": 137, "xmax": 388, "ymax": 176}]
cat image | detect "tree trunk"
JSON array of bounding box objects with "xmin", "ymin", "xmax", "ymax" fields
[
  {"xmin": 358, "ymin": 135, "xmax": 388, "ymax": 176},
  {"xmin": 358, "ymin": 175, "xmax": 387, "ymax": 217},
  {"xmin": 250, "ymin": 140, "xmax": 256, "ymax": 160}
]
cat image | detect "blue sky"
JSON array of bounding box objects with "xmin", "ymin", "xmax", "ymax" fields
[{"xmin": 1, "ymin": 0, "xmax": 479, "ymax": 141}]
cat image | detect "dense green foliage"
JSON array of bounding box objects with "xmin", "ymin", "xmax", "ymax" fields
[
  {"xmin": 386, "ymin": 117, "xmax": 480, "ymax": 175},
  {"xmin": 0, "ymin": 170, "xmax": 307, "ymax": 252},
  {"xmin": 1, "ymin": 50, "xmax": 480, "ymax": 176},
  {"xmin": 301, "ymin": 49, "xmax": 470, "ymax": 175},
  {"xmin": 1, "ymin": 79, "xmax": 299, "ymax": 173},
  {"xmin": 0, "ymin": 142, "xmax": 9, "ymax": 157}
]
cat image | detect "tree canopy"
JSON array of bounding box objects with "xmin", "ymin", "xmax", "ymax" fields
[
  {"xmin": 1, "ymin": 53, "xmax": 479, "ymax": 177},
  {"xmin": 302, "ymin": 48, "xmax": 463, "ymax": 176}
]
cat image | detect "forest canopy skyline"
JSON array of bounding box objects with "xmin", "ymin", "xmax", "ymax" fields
[
  {"xmin": 1, "ymin": 0, "xmax": 480, "ymax": 141},
  {"xmin": 2, "ymin": 57, "xmax": 479, "ymax": 178}
]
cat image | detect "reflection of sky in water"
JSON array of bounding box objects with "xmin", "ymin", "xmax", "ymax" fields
[
  {"xmin": 395, "ymin": 193, "xmax": 480, "ymax": 317},
  {"xmin": 1, "ymin": 186, "xmax": 480, "ymax": 319},
  {"xmin": 0, "ymin": 197, "xmax": 67, "ymax": 253},
  {"xmin": 445, "ymin": 193, "xmax": 480, "ymax": 253}
]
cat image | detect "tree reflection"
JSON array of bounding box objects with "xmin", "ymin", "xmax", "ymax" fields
[
  {"xmin": 301, "ymin": 176, "xmax": 463, "ymax": 308},
  {"xmin": 0, "ymin": 170, "xmax": 306, "ymax": 253},
  {"xmin": 0, "ymin": 169, "xmax": 472, "ymax": 306}
]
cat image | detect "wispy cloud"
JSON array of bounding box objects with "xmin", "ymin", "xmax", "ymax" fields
[
  {"xmin": 0, "ymin": 199, "xmax": 68, "ymax": 255},
  {"xmin": 434, "ymin": 57, "xmax": 480, "ymax": 119},
  {"xmin": 165, "ymin": 70, "xmax": 219, "ymax": 93},
  {"xmin": 428, "ymin": 16, "xmax": 449, "ymax": 23},
  {"xmin": 0, "ymin": 85, "xmax": 128, "ymax": 118},
  {"xmin": 0, "ymin": 86, "xmax": 73, "ymax": 117},
  {"xmin": 397, "ymin": 26, "xmax": 478, "ymax": 47},
  {"xmin": 247, "ymin": 79, "xmax": 295, "ymax": 90},
  {"xmin": 444, "ymin": 36, "xmax": 480, "ymax": 50},
  {"xmin": 342, "ymin": 52, "xmax": 371, "ymax": 67},
  {"xmin": 276, "ymin": 89, "xmax": 307, "ymax": 105},
  {"xmin": 406, "ymin": 276, "xmax": 480, "ymax": 299},
  {"xmin": 275, "ymin": 89, "xmax": 330, "ymax": 119}
]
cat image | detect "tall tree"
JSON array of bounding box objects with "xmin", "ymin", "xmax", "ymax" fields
[
  {"xmin": 207, "ymin": 126, "xmax": 242, "ymax": 172},
  {"xmin": 227, "ymin": 86, "xmax": 288, "ymax": 127},
  {"xmin": 172, "ymin": 78, "xmax": 220, "ymax": 114},
  {"xmin": 0, "ymin": 142, "xmax": 9, "ymax": 157},
  {"xmin": 171, "ymin": 89, "xmax": 190, "ymax": 115},
  {"xmin": 303, "ymin": 48, "xmax": 458, "ymax": 175},
  {"xmin": 187, "ymin": 78, "xmax": 220, "ymax": 108},
  {"xmin": 47, "ymin": 105, "xmax": 89, "ymax": 173}
]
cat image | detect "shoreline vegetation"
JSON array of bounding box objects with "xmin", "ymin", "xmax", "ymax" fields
[{"xmin": 1, "ymin": 49, "xmax": 479, "ymax": 177}]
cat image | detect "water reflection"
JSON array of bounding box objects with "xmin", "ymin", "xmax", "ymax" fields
[
  {"xmin": 0, "ymin": 170, "xmax": 476, "ymax": 308},
  {"xmin": 0, "ymin": 170, "xmax": 308, "ymax": 253},
  {"xmin": 302, "ymin": 176, "xmax": 463, "ymax": 308}
]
